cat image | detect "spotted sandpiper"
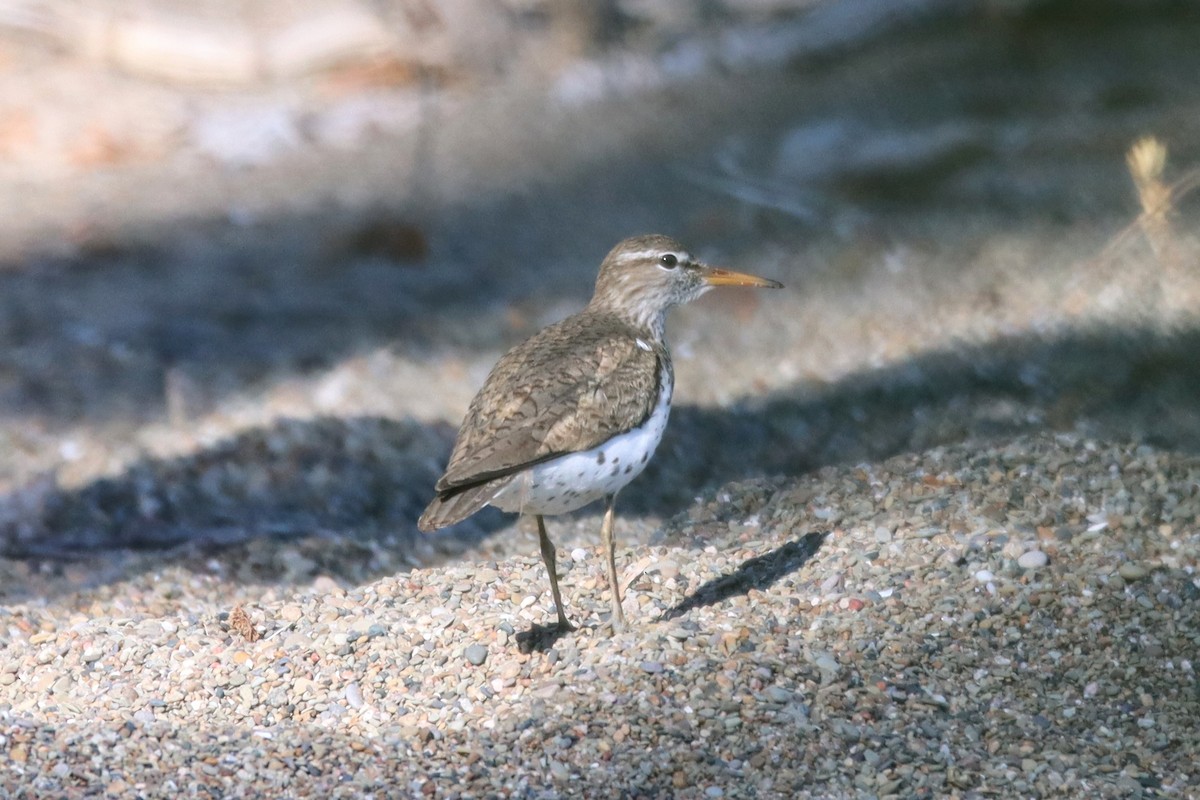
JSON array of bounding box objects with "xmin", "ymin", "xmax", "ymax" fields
[{"xmin": 418, "ymin": 234, "xmax": 782, "ymax": 631}]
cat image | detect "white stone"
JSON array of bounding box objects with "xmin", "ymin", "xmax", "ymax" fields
[{"xmin": 1017, "ymin": 550, "xmax": 1049, "ymax": 570}]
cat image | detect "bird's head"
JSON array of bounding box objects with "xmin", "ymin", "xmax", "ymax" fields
[{"xmin": 589, "ymin": 234, "xmax": 782, "ymax": 334}]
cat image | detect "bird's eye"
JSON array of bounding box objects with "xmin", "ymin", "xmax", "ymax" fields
[{"xmin": 659, "ymin": 254, "xmax": 678, "ymax": 269}]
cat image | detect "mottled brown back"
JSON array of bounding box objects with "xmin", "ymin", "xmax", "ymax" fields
[{"xmin": 418, "ymin": 310, "xmax": 669, "ymax": 530}]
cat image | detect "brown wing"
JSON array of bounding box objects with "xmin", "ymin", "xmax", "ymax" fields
[{"xmin": 419, "ymin": 312, "xmax": 666, "ymax": 528}]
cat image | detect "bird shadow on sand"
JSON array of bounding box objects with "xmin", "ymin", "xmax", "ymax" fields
[
  {"xmin": 514, "ymin": 622, "xmax": 571, "ymax": 654},
  {"xmin": 513, "ymin": 532, "xmax": 827, "ymax": 652},
  {"xmin": 661, "ymin": 531, "xmax": 827, "ymax": 622}
]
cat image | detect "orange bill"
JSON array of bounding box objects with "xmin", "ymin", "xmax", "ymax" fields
[{"xmin": 700, "ymin": 266, "xmax": 783, "ymax": 289}]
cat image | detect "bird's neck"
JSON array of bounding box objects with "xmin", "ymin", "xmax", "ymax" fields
[{"xmin": 587, "ymin": 295, "xmax": 668, "ymax": 342}]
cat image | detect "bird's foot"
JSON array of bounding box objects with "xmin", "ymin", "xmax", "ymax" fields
[{"xmin": 599, "ymin": 613, "xmax": 628, "ymax": 637}]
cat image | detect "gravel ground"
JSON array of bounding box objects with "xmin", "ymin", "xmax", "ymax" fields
[
  {"xmin": 1, "ymin": 435, "xmax": 1197, "ymax": 798},
  {"xmin": 2, "ymin": 1, "xmax": 1200, "ymax": 798}
]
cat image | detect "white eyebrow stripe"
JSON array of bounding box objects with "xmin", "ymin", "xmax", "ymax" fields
[
  {"xmin": 635, "ymin": 338, "xmax": 652, "ymax": 351},
  {"xmin": 616, "ymin": 250, "xmax": 692, "ymax": 263}
]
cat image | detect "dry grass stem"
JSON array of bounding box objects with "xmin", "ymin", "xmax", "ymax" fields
[
  {"xmin": 1092, "ymin": 136, "xmax": 1200, "ymax": 285},
  {"xmin": 1126, "ymin": 136, "xmax": 1175, "ymax": 261}
]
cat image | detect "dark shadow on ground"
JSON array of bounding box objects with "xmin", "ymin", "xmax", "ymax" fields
[
  {"xmin": 662, "ymin": 532, "xmax": 827, "ymax": 621},
  {"xmin": 515, "ymin": 622, "xmax": 572, "ymax": 654},
  {"xmin": 2, "ymin": 321, "xmax": 1199, "ymax": 602},
  {"xmin": 620, "ymin": 322, "xmax": 1200, "ymax": 516},
  {"xmin": 0, "ymin": 415, "xmax": 508, "ymax": 602}
]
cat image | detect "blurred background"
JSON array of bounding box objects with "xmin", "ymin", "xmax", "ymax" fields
[{"xmin": 0, "ymin": 0, "xmax": 1197, "ymax": 592}]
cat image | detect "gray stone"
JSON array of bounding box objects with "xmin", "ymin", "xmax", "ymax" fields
[{"xmin": 465, "ymin": 644, "xmax": 488, "ymax": 666}]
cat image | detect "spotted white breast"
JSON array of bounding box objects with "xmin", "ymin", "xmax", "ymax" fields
[{"xmin": 489, "ymin": 369, "xmax": 673, "ymax": 516}]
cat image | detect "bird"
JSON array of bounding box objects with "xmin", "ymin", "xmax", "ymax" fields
[{"xmin": 418, "ymin": 234, "xmax": 782, "ymax": 632}]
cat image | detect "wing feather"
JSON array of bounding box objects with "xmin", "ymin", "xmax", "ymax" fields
[{"xmin": 434, "ymin": 312, "xmax": 666, "ymax": 496}]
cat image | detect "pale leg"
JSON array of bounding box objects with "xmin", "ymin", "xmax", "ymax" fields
[
  {"xmin": 600, "ymin": 494, "xmax": 626, "ymax": 631},
  {"xmin": 536, "ymin": 515, "xmax": 573, "ymax": 630}
]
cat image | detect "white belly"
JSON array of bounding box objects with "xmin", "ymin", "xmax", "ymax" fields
[{"xmin": 489, "ymin": 380, "xmax": 672, "ymax": 516}]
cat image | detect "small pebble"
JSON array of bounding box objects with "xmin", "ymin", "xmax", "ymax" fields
[
  {"xmin": 1017, "ymin": 550, "xmax": 1049, "ymax": 570},
  {"xmin": 1119, "ymin": 563, "xmax": 1147, "ymax": 580},
  {"xmin": 465, "ymin": 644, "xmax": 489, "ymax": 666},
  {"xmin": 766, "ymin": 686, "xmax": 793, "ymax": 703},
  {"xmin": 813, "ymin": 655, "xmax": 839, "ymax": 674}
]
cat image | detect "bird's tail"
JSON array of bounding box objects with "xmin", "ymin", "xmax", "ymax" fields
[{"xmin": 417, "ymin": 481, "xmax": 504, "ymax": 531}]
